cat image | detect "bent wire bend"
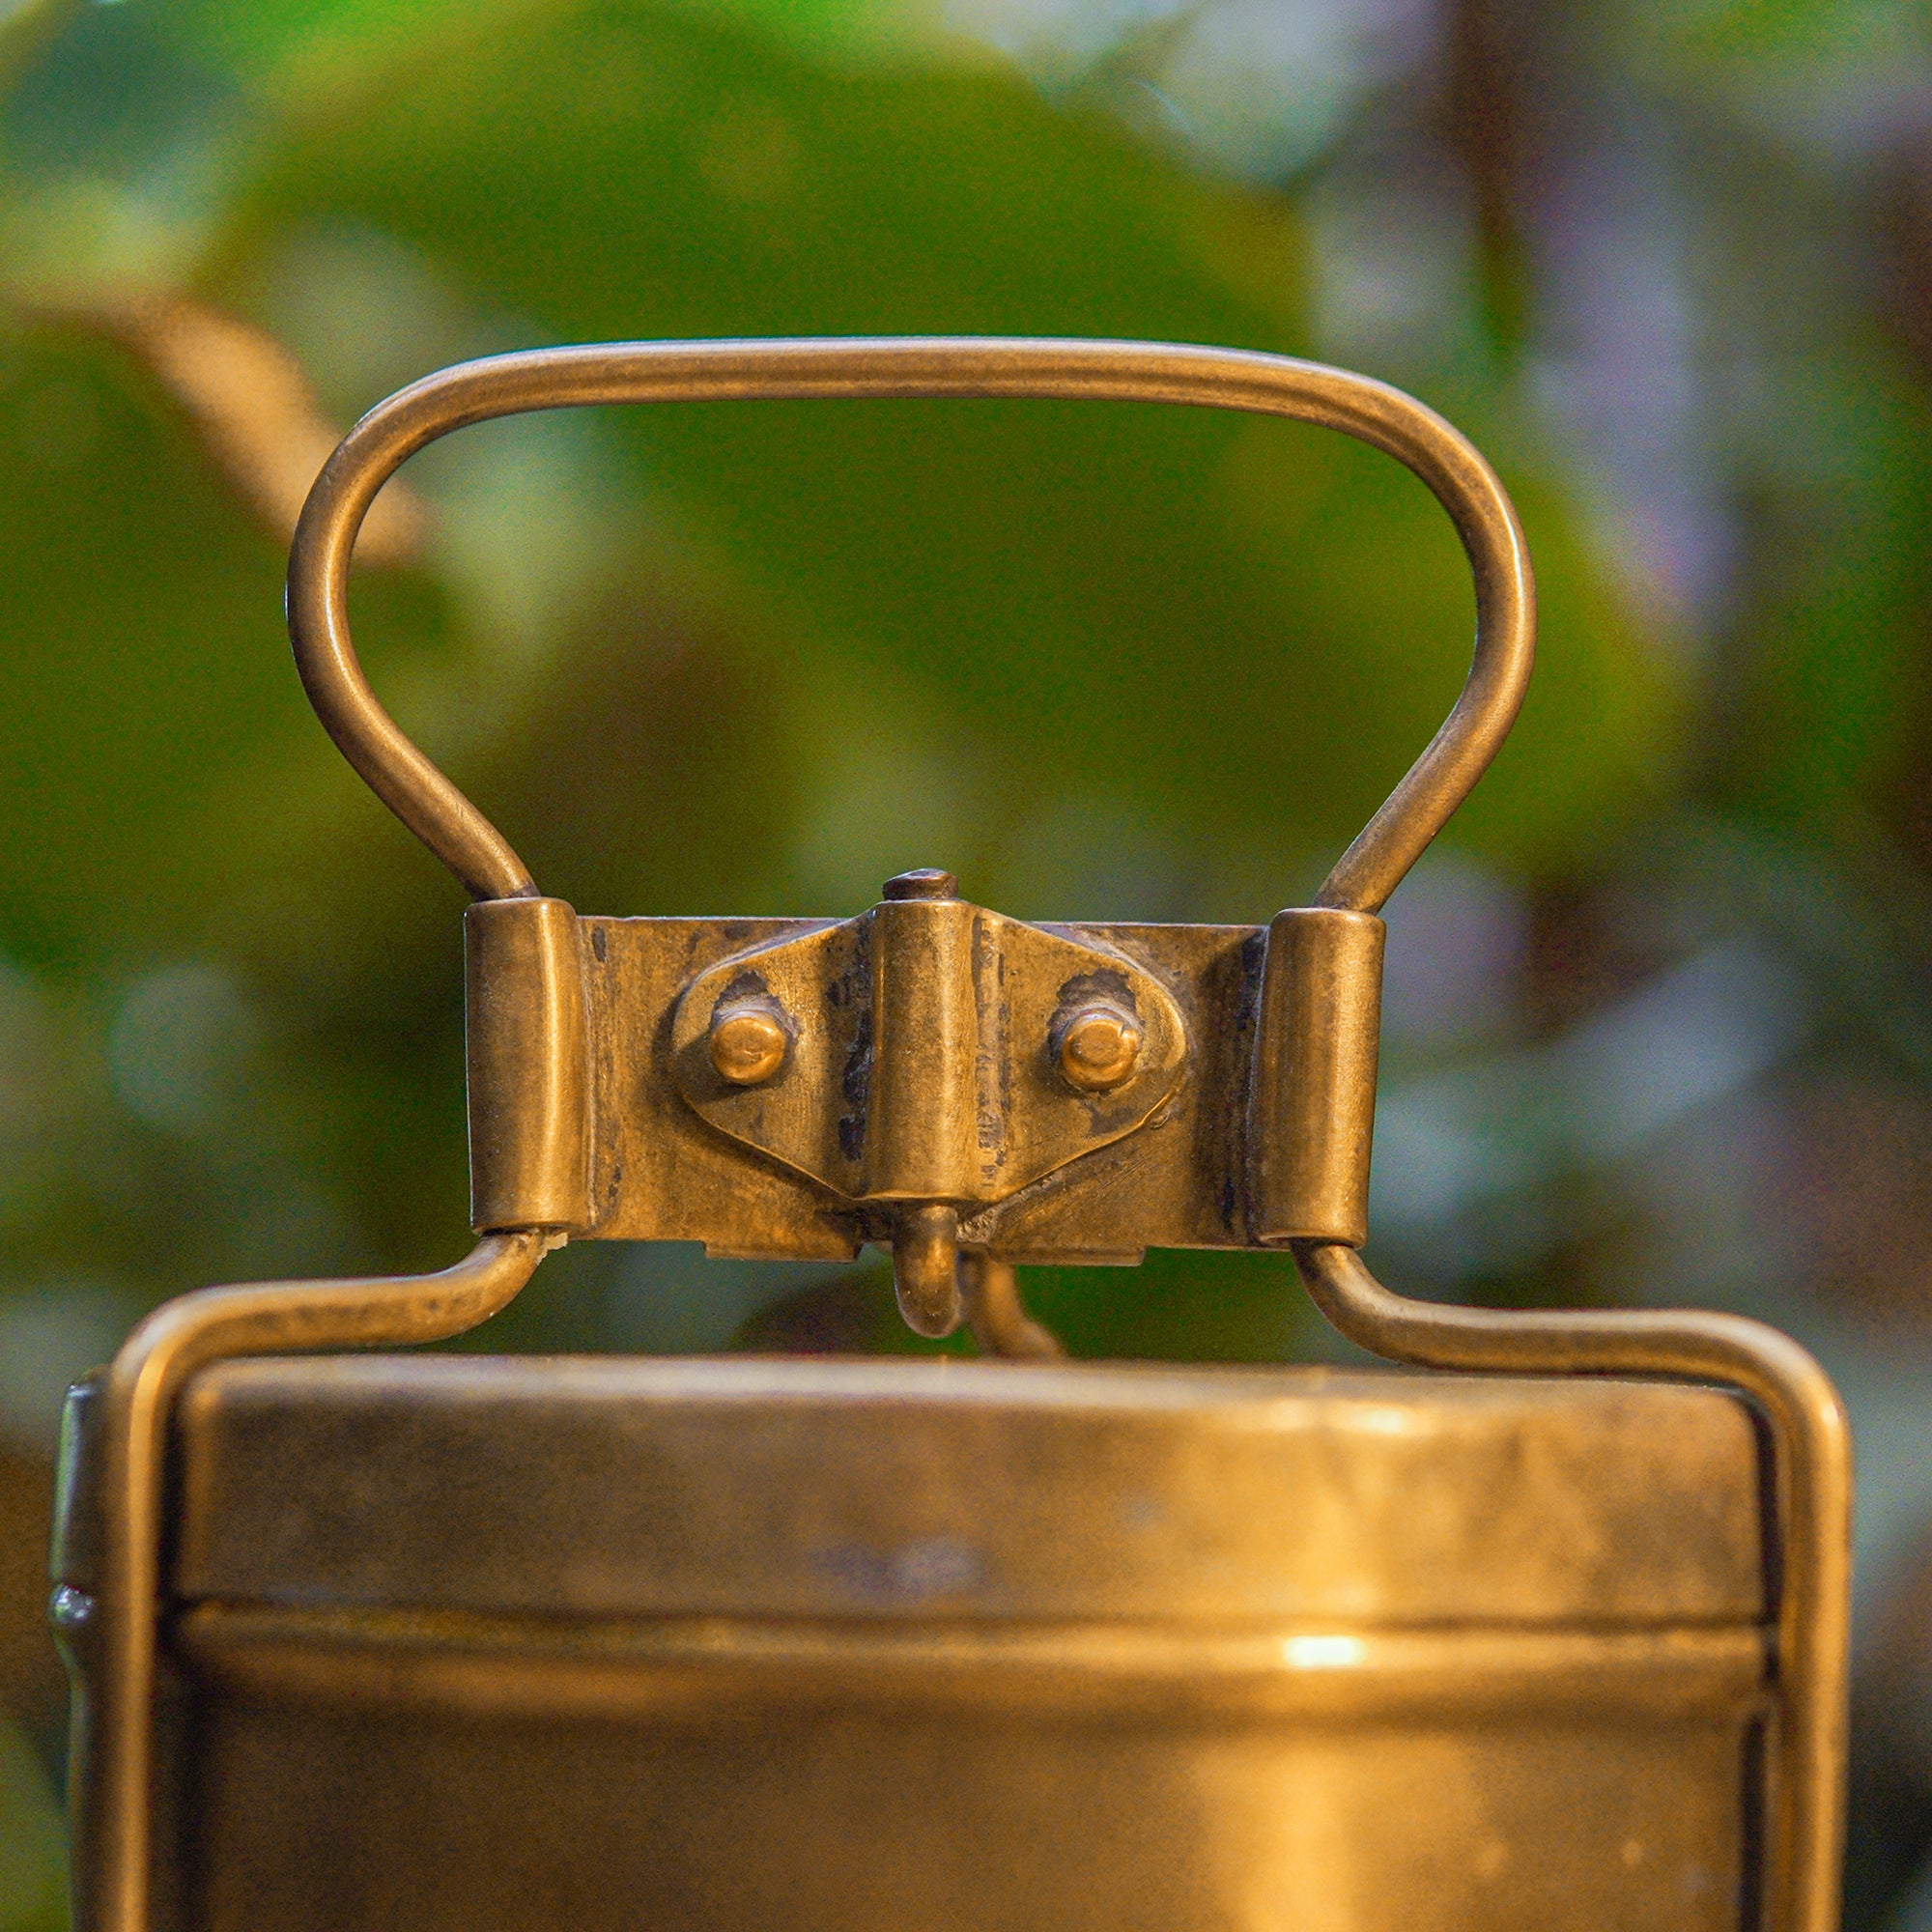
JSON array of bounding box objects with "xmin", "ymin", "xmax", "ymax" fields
[
  {"xmin": 80, "ymin": 1232, "xmax": 552, "ymax": 1932},
  {"xmin": 1293, "ymin": 1241, "xmax": 1851, "ymax": 1932},
  {"xmin": 285, "ymin": 335, "xmax": 1536, "ymax": 914}
]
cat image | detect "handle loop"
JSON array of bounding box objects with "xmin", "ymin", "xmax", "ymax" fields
[{"xmin": 289, "ymin": 336, "xmax": 1533, "ymax": 915}]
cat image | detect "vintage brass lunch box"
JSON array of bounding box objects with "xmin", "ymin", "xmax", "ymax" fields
[{"xmin": 49, "ymin": 338, "xmax": 1852, "ymax": 1932}]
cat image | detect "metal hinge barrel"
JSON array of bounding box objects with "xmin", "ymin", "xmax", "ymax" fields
[
  {"xmin": 1248, "ymin": 908, "xmax": 1384, "ymax": 1249},
  {"xmin": 466, "ymin": 897, "xmax": 591, "ymax": 1233}
]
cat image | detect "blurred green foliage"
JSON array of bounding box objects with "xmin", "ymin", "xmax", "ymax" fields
[
  {"xmin": 0, "ymin": 0, "xmax": 1924, "ymax": 1353},
  {"xmin": 0, "ymin": 1709, "xmax": 63, "ymax": 1932}
]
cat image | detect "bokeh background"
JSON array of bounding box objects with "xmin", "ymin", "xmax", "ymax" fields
[{"xmin": 1, "ymin": 0, "xmax": 1931, "ymax": 1921}]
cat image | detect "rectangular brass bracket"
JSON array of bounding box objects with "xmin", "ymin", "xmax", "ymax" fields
[{"xmin": 465, "ymin": 895, "xmax": 1384, "ymax": 1264}]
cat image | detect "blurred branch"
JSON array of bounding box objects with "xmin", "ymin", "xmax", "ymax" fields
[
  {"xmin": 35, "ymin": 298, "xmax": 425, "ymax": 567},
  {"xmin": 1443, "ymin": 0, "xmax": 1530, "ymax": 353},
  {"xmin": 0, "ymin": 0, "xmax": 69, "ymax": 99}
]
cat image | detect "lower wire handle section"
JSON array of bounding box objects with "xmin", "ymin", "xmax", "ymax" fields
[
  {"xmin": 1293, "ymin": 1239, "xmax": 1853, "ymax": 1932},
  {"xmin": 71, "ymin": 1231, "xmax": 554, "ymax": 1932}
]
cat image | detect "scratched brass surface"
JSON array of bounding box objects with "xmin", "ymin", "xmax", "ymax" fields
[
  {"xmin": 63, "ymin": 336, "xmax": 1852, "ymax": 1932},
  {"xmin": 53, "ymin": 1358, "xmax": 1764, "ymax": 1623},
  {"xmin": 57, "ymin": 1357, "xmax": 1771, "ymax": 1932},
  {"xmin": 516, "ymin": 913, "xmax": 1264, "ymax": 1260},
  {"xmin": 670, "ymin": 901, "xmax": 1190, "ymax": 1209}
]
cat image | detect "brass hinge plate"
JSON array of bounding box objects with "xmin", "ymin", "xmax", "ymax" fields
[
  {"xmin": 469, "ymin": 903, "xmax": 1274, "ymax": 1264},
  {"xmin": 601, "ymin": 913, "xmax": 1258, "ymax": 1263},
  {"xmin": 466, "ymin": 882, "xmax": 1383, "ymax": 1267},
  {"xmin": 669, "ymin": 897, "xmax": 1190, "ymax": 1210}
]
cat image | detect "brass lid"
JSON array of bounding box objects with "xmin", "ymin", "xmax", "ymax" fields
[{"xmin": 64, "ymin": 1356, "xmax": 1764, "ymax": 1627}]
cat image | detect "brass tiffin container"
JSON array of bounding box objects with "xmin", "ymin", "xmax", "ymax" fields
[
  {"xmin": 51, "ymin": 337, "xmax": 1852, "ymax": 1932},
  {"xmin": 57, "ymin": 1354, "xmax": 1771, "ymax": 1932}
]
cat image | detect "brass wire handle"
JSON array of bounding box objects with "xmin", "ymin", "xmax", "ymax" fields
[
  {"xmin": 283, "ymin": 336, "xmax": 1535, "ymax": 915},
  {"xmin": 74, "ymin": 338, "xmax": 1848, "ymax": 1932}
]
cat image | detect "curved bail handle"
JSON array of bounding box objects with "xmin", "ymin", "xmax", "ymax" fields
[{"xmin": 288, "ymin": 336, "xmax": 1534, "ymax": 915}]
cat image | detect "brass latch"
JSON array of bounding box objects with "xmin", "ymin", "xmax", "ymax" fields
[
  {"xmin": 464, "ymin": 861, "xmax": 1380, "ymax": 1335},
  {"xmin": 71, "ymin": 337, "xmax": 1851, "ymax": 1932}
]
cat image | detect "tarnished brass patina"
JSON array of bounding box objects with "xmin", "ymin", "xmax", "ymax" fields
[{"xmin": 55, "ymin": 337, "xmax": 1852, "ymax": 1932}]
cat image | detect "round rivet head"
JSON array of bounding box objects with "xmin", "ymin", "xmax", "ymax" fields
[
  {"xmin": 883, "ymin": 868, "xmax": 958, "ymax": 901},
  {"xmin": 1058, "ymin": 1004, "xmax": 1141, "ymax": 1093},
  {"xmin": 709, "ymin": 1005, "xmax": 790, "ymax": 1086}
]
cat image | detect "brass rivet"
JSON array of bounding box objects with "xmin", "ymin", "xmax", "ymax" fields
[
  {"xmin": 882, "ymin": 868, "xmax": 958, "ymax": 901},
  {"xmin": 1058, "ymin": 1004, "xmax": 1141, "ymax": 1093},
  {"xmin": 709, "ymin": 1006, "xmax": 789, "ymax": 1085}
]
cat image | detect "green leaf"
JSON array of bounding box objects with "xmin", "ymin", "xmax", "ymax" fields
[{"xmin": 204, "ymin": 0, "xmax": 1673, "ymax": 884}]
